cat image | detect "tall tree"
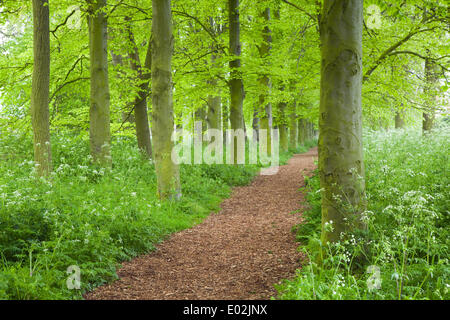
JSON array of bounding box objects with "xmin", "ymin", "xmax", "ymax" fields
[
  {"xmin": 206, "ymin": 17, "xmax": 222, "ymax": 132},
  {"xmin": 228, "ymin": 0, "xmax": 245, "ymax": 163},
  {"xmin": 126, "ymin": 18, "xmax": 153, "ymax": 159},
  {"xmin": 258, "ymin": 7, "xmax": 273, "ymax": 156},
  {"xmin": 423, "ymin": 56, "xmax": 440, "ymax": 133},
  {"xmin": 318, "ymin": 0, "xmax": 366, "ymax": 244},
  {"xmin": 288, "ymin": 101, "xmax": 297, "ymax": 150},
  {"xmin": 277, "ymin": 99, "xmax": 289, "ymax": 152},
  {"xmin": 31, "ymin": 0, "xmax": 52, "ymax": 176},
  {"xmin": 395, "ymin": 111, "xmax": 405, "ymax": 129},
  {"xmin": 88, "ymin": 0, "xmax": 111, "ymax": 165},
  {"xmin": 151, "ymin": 0, "xmax": 181, "ymax": 200}
]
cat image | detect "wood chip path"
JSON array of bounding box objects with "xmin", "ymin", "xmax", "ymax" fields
[{"xmin": 85, "ymin": 148, "xmax": 318, "ymax": 300}]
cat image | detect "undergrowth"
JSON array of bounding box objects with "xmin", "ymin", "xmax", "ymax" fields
[
  {"xmin": 276, "ymin": 128, "xmax": 449, "ymax": 300},
  {"xmin": 0, "ymin": 131, "xmax": 313, "ymax": 299}
]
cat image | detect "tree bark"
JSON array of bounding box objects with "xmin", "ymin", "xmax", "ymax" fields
[
  {"xmin": 228, "ymin": 0, "xmax": 245, "ymax": 164},
  {"xmin": 278, "ymin": 101, "xmax": 288, "ymax": 152},
  {"xmin": 88, "ymin": 0, "xmax": 111, "ymax": 166},
  {"xmin": 395, "ymin": 111, "xmax": 405, "ymax": 129},
  {"xmin": 297, "ymin": 118, "xmax": 305, "ymax": 145},
  {"xmin": 258, "ymin": 7, "xmax": 272, "ymax": 156},
  {"xmin": 151, "ymin": 0, "xmax": 181, "ymax": 200},
  {"xmin": 31, "ymin": 0, "xmax": 52, "ymax": 176},
  {"xmin": 288, "ymin": 102, "xmax": 297, "ymax": 150},
  {"xmin": 206, "ymin": 18, "xmax": 222, "ymax": 132},
  {"xmin": 126, "ymin": 18, "xmax": 153, "ymax": 159},
  {"xmin": 423, "ymin": 57, "xmax": 439, "ymax": 133},
  {"xmin": 319, "ymin": 0, "xmax": 366, "ymax": 244}
]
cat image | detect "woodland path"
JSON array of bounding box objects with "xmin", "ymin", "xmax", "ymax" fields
[{"xmin": 85, "ymin": 148, "xmax": 318, "ymax": 300}]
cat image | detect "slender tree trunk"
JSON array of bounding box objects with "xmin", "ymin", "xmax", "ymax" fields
[
  {"xmin": 207, "ymin": 82, "xmax": 221, "ymax": 131},
  {"xmin": 222, "ymin": 101, "xmax": 229, "ymax": 144},
  {"xmin": 126, "ymin": 19, "xmax": 153, "ymax": 159},
  {"xmin": 423, "ymin": 57, "xmax": 439, "ymax": 133},
  {"xmin": 31, "ymin": 0, "xmax": 52, "ymax": 176},
  {"xmin": 228, "ymin": 0, "xmax": 244, "ymax": 163},
  {"xmin": 206, "ymin": 17, "xmax": 222, "ymax": 132},
  {"xmin": 111, "ymin": 51, "xmax": 135, "ymax": 124},
  {"xmin": 252, "ymin": 109, "xmax": 259, "ymax": 141},
  {"xmin": 151, "ymin": 0, "xmax": 181, "ymax": 200},
  {"xmin": 278, "ymin": 101, "xmax": 288, "ymax": 152},
  {"xmin": 395, "ymin": 111, "xmax": 405, "ymax": 129},
  {"xmin": 319, "ymin": 0, "xmax": 366, "ymax": 244},
  {"xmin": 298, "ymin": 118, "xmax": 305, "ymax": 145},
  {"xmin": 206, "ymin": 64, "xmax": 221, "ymax": 132},
  {"xmin": 288, "ymin": 102, "xmax": 297, "ymax": 150},
  {"xmin": 195, "ymin": 105, "xmax": 207, "ymax": 132},
  {"xmin": 258, "ymin": 7, "xmax": 272, "ymax": 156},
  {"xmin": 88, "ymin": 0, "xmax": 111, "ymax": 165}
]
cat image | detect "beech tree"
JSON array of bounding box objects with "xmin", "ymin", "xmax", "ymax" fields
[
  {"xmin": 258, "ymin": 7, "xmax": 273, "ymax": 156},
  {"xmin": 423, "ymin": 56, "xmax": 440, "ymax": 133},
  {"xmin": 228, "ymin": 0, "xmax": 244, "ymax": 164},
  {"xmin": 31, "ymin": 0, "xmax": 52, "ymax": 176},
  {"xmin": 151, "ymin": 0, "xmax": 181, "ymax": 200},
  {"xmin": 88, "ymin": 0, "xmax": 111, "ymax": 165},
  {"xmin": 126, "ymin": 17, "xmax": 153, "ymax": 158},
  {"xmin": 318, "ymin": 0, "xmax": 366, "ymax": 244}
]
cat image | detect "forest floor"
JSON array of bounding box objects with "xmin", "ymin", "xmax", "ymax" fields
[{"xmin": 85, "ymin": 148, "xmax": 318, "ymax": 300}]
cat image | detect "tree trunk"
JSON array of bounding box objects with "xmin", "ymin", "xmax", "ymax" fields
[
  {"xmin": 88, "ymin": 0, "xmax": 111, "ymax": 166},
  {"xmin": 206, "ymin": 18, "xmax": 222, "ymax": 132},
  {"xmin": 195, "ymin": 105, "xmax": 207, "ymax": 133},
  {"xmin": 395, "ymin": 111, "xmax": 405, "ymax": 129},
  {"xmin": 423, "ymin": 57, "xmax": 439, "ymax": 133},
  {"xmin": 297, "ymin": 118, "xmax": 305, "ymax": 145},
  {"xmin": 258, "ymin": 7, "xmax": 272, "ymax": 157},
  {"xmin": 126, "ymin": 19, "xmax": 153, "ymax": 159},
  {"xmin": 288, "ymin": 102, "xmax": 297, "ymax": 150},
  {"xmin": 319, "ymin": 0, "xmax": 366, "ymax": 244},
  {"xmin": 278, "ymin": 102, "xmax": 288, "ymax": 152},
  {"xmin": 151, "ymin": 0, "xmax": 181, "ymax": 200},
  {"xmin": 109, "ymin": 51, "xmax": 134, "ymax": 123},
  {"xmin": 228, "ymin": 0, "xmax": 244, "ymax": 164},
  {"xmin": 207, "ymin": 81, "xmax": 221, "ymax": 131},
  {"xmin": 222, "ymin": 101, "xmax": 229, "ymax": 144},
  {"xmin": 31, "ymin": 0, "xmax": 52, "ymax": 176},
  {"xmin": 252, "ymin": 109, "xmax": 259, "ymax": 141}
]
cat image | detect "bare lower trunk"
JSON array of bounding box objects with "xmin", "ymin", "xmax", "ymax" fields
[
  {"xmin": 319, "ymin": 0, "xmax": 366, "ymax": 244},
  {"xmin": 422, "ymin": 57, "xmax": 439, "ymax": 133},
  {"xmin": 288, "ymin": 102, "xmax": 297, "ymax": 150},
  {"xmin": 228, "ymin": 0, "xmax": 244, "ymax": 164},
  {"xmin": 127, "ymin": 18, "xmax": 152, "ymax": 159},
  {"xmin": 31, "ymin": 0, "xmax": 52, "ymax": 176},
  {"xmin": 151, "ymin": 0, "xmax": 181, "ymax": 200},
  {"xmin": 258, "ymin": 7, "xmax": 272, "ymax": 156},
  {"xmin": 88, "ymin": 0, "xmax": 111, "ymax": 166},
  {"xmin": 395, "ymin": 111, "xmax": 405, "ymax": 129}
]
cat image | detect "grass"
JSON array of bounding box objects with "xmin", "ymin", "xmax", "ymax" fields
[
  {"xmin": 276, "ymin": 127, "xmax": 449, "ymax": 300},
  {"xmin": 0, "ymin": 130, "xmax": 315, "ymax": 299}
]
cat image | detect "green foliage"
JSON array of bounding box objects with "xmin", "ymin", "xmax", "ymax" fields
[{"xmin": 277, "ymin": 128, "xmax": 449, "ymax": 300}]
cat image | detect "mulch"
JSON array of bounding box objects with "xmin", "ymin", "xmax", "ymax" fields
[{"xmin": 84, "ymin": 148, "xmax": 318, "ymax": 300}]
